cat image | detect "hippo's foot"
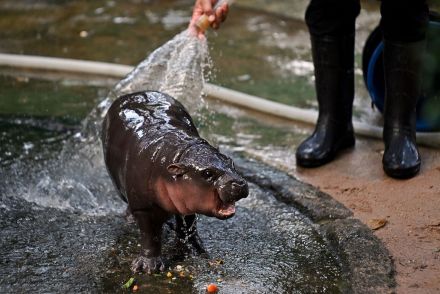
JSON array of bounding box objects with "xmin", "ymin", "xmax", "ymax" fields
[{"xmin": 131, "ymin": 255, "xmax": 165, "ymax": 274}]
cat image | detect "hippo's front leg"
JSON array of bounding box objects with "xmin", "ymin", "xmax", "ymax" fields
[
  {"xmin": 175, "ymin": 214, "xmax": 207, "ymax": 256},
  {"xmin": 131, "ymin": 210, "xmax": 166, "ymax": 274}
]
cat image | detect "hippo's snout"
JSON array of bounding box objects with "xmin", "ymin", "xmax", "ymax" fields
[
  {"xmin": 230, "ymin": 179, "xmax": 248, "ymax": 200},
  {"xmin": 217, "ymin": 176, "xmax": 249, "ymax": 204}
]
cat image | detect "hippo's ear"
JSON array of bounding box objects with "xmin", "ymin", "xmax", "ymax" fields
[{"xmin": 167, "ymin": 163, "xmax": 188, "ymax": 176}]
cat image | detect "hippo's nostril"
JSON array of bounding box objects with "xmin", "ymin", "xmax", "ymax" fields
[
  {"xmin": 232, "ymin": 182, "xmax": 242, "ymax": 189},
  {"xmin": 232, "ymin": 179, "xmax": 246, "ymax": 188}
]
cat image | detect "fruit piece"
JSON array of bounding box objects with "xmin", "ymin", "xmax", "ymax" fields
[
  {"xmin": 132, "ymin": 285, "xmax": 139, "ymax": 292},
  {"xmin": 206, "ymin": 283, "xmax": 219, "ymax": 293}
]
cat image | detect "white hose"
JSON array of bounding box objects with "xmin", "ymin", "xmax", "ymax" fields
[
  {"xmin": 1, "ymin": 53, "xmax": 439, "ymax": 148},
  {"xmin": 0, "ymin": 53, "xmax": 132, "ymax": 77}
]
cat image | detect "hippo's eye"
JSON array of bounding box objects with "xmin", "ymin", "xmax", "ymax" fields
[{"xmin": 201, "ymin": 169, "xmax": 215, "ymax": 180}]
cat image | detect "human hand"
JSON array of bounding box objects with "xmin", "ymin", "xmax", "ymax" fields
[{"xmin": 189, "ymin": 0, "xmax": 229, "ymax": 39}]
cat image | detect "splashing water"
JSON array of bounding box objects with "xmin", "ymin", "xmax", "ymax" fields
[
  {"xmin": 10, "ymin": 29, "xmax": 212, "ymax": 215},
  {"xmin": 114, "ymin": 30, "xmax": 209, "ymax": 110},
  {"xmin": 90, "ymin": 29, "xmax": 210, "ymax": 135}
]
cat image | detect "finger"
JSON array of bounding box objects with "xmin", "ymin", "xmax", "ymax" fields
[
  {"xmin": 201, "ymin": 0, "xmax": 214, "ymax": 15},
  {"xmin": 213, "ymin": 4, "xmax": 228, "ymax": 29},
  {"xmin": 211, "ymin": 0, "xmax": 217, "ymax": 8},
  {"xmin": 214, "ymin": 6, "xmax": 225, "ymax": 24}
]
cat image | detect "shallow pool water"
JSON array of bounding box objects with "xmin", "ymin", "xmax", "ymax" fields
[{"xmin": 0, "ymin": 0, "xmax": 387, "ymax": 123}]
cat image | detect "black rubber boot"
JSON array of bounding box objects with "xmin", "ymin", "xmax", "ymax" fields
[
  {"xmin": 296, "ymin": 35, "xmax": 355, "ymax": 167},
  {"xmin": 382, "ymin": 40, "xmax": 425, "ymax": 179}
]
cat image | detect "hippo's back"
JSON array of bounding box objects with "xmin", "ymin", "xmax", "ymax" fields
[{"xmin": 108, "ymin": 91, "xmax": 198, "ymax": 135}]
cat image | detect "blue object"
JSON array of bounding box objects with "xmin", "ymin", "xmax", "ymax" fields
[
  {"xmin": 366, "ymin": 42, "xmax": 384, "ymax": 113},
  {"xmin": 364, "ymin": 16, "xmax": 440, "ymax": 132}
]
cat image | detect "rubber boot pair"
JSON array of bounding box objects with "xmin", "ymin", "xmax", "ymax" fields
[
  {"xmin": 296, "ymin": 35, "xmax": 424, "ymax": 179},
  {"xmin": 295, "ymin": 35, "xmax": 355, "ymax": 167}
]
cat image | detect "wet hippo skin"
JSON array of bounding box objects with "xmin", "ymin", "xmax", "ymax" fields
[{"xmin": 102, "ymin": 91, "xmax": 248, "ymax": 273}]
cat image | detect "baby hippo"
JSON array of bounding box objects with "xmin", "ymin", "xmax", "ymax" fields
[{"xmin": 102, "ymin": 91, "xmax": 248, "ymax": 273}]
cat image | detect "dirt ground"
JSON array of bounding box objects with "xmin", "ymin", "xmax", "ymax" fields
[{"xmin": 294, "ymin": 136, "xmax": 440, "ymax": 294}]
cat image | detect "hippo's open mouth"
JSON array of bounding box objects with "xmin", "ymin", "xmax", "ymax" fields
[
  {"xmin": 215, "ymin": 191, "xmax": 236, "ymax": 219},
  {"xmin": 218, "ymin": 201, "xmax": 236, "ymax": 218}
]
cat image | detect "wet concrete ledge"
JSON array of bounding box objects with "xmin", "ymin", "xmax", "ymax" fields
[{"xmin": 233, "ymin": 155, "xmax": 396, "ymax": 294}]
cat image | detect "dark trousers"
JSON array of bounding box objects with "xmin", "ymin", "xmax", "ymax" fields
[{"xmin": 305, "ymin": 0, "xmax": 429, "ymax": 42}]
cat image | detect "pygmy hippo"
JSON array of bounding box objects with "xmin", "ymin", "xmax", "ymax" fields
[{"xmin": 102, "ymin": 91, "xmax": 248, "ymax": 273}]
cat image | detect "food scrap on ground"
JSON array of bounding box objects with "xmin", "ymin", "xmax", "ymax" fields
[
  {"xmin": 132, "ymin": 285, "xmax": 139, "ymax": 292},
  {"xmin": 122, "ymin": 277, "xmax": 135, "ymax": 289},
  {"xmin": 165, "ymin": 264, "xmax": 196, "ymax": 281},
  {"xmin": 367, "ymin": 218, "xmax": 388, "ymax": 230},
  {"xmin": 208, "ymin": 259, "xmax": 224, "ymax": 267},
  {"xmin": 206, "ymin": 283, "xmax": 219, "ymax": 293}
]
